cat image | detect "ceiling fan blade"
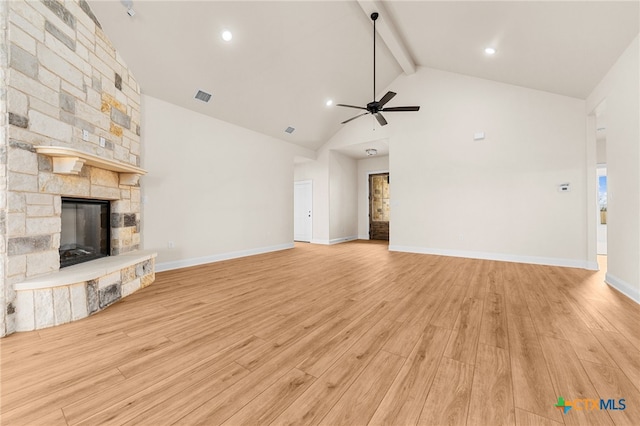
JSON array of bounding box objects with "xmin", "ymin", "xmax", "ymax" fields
[
  {"xmin": 381, "ymin": 106, "xmax": 421, "ymax": 112},
  {"xmin": 374, "ymin": 113, "xmax": 388, "ymax": 126},
  {"xmin": 336, "ymin": 104, "xmax": 367, "ymax": 110},
  {"xmin": 378, "ymin": 91, "xmax": 397, "ymax": 107},
  {"xmin": 341, "ymin": 113, "xmax": 368, "ymax": 124}
]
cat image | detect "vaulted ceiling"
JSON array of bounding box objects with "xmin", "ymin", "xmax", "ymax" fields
[{"xmin": 88, "ymin": 1, "xmax": 639, "ymax": 150}]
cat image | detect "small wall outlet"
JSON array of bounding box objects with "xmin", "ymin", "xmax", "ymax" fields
[
  {"xmin": 82, "ymin": 129, "xmax": 89, "ymax": 141},
  {"xmin": 473, "ymin": 132, "xmax": 485, "ymax": 141},
  {"xmin": 168, "ymin": 241, "xmax": 175, "ymax": 249},
  {"xmin": 99, "ymin": 137, "xmax": 106, "ymax": 147}
]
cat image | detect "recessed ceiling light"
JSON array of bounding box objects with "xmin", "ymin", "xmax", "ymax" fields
[
  {"xmin": 326, "ymin": 100, "xmax": 333, "ymax": 107},
  {"xmin": 365, "ymin": 148, "xmax": 378, "ymax": 156},
  {"xmin": 221, "ymin": 30, "xmax": 233, "ymax": 42},
  {"xmin": 484, "ymin": 47, "xmax": 496, "ymax": 55}
]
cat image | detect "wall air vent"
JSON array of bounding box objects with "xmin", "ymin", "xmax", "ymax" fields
[
  {"xmin": 285, "ymin": 126, "xmax": 295, "ymax": 134},
  {"xmin": 194, "ymin": 90, "xmax": 212, "ymax": 103}
]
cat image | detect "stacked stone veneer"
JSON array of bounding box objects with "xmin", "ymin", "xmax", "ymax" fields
[
  {"xmin": 1, "ymin": 0, "xmax": 153, "ymax": 336},
  {"xmin": 15, "ymin": 254, "xmax": 155, "ymax": 331}
]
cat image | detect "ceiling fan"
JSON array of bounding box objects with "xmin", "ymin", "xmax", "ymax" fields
[{"xmin": 337, "ymin": 12, "xmax": 420, "ymax": 126}]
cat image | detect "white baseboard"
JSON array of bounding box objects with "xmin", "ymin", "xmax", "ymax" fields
[
  {"xmin": 388, "ymin": 245, "xmax": 595, "ymax": 270},
  {"xmin": 311, "ymin": 236, "xmax": 358, "ymax": 245},
  {"xmin": 358, "ymin": 234, "xmax": 370, "ymax": 240},
  {"xmin": 155, "ymin": 243, "xmax": 295, "ymax": 272},
  {"xmin": 329, "ymin": 236, "xmax": 358, "ymax": 245},
  {"xmin": 310, "ymin": 238, "xmax": 330, "ymax": 245},
  {"xmin": 605, "ymin": 273, "xmax": 640, "ymax": 303}
]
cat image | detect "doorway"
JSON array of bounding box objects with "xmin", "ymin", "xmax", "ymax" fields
[
  {"xmin": 597, "ymin": 166, "xmax": 607, "ymax": 255},
  {"xmin": 369, "ymin": 173, "xmax": 389, "ymax": 241},
  {"xmin": 294, "ymin": 180, "xmax": 312, "ymax": 242}
]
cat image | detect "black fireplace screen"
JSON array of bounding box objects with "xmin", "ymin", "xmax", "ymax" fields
[{"xmin": 59, "ymin": 198, "xmax": 110, "ymax": 268}]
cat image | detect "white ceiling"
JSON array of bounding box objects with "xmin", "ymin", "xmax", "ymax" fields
[{"xmin": 88, "ymin": 1, "xmax": 639, "ymax": 151}]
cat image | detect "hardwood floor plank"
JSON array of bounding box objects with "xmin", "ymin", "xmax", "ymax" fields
[
  {"xmin": 273, "ymin": 319, "xmax": 402, "ymax": 425},
  {"xmin": 19, "ymin": 408, "xmax": 68, "ymax": 426},
  {"xmin": 565, "ymin": 330, "xmax": 616, "ymax": 367},
  {"xmin": 295, "ymin": 301, "xmax": 394, "ymax": 378},
  {"xmin": 444, "ymin": 296, "xmax": 483, "ymax": 365},
  {"xmin": 62, "ymin": 359, "xmax": 248, "ymax": 425},
  {"xmin": 417, "ymin": 357, "xmax": 474, "ymax": 426},
  {"xmin": 503, "ymin": 263, "xmax": 529, "ymax": 316},
  {"xmin": 221, "ymin": 368, "xmax": 315, "ymax": 426},
  {"xmin": 318, "ymin": 350, "xmax": 405, "ymax": 426},
  {"xmin": 382, "ymin": 323, "xmax": 423, "ymax": 358},
  {"xmin": 174, "ymin": 310, "xmax": 385, "ymax": 425},
  {"xmin": 122, "ymin": 363, "xmax": 250, "ymax": 425},
  {"xmin": 369, "ymin": 325, "xmax": 451, "ymax": 426},
  {"xmin": 591, "ymin": 330, "xmax": 640, "ymax": 394},
  {"xmin": 519, "ymin": 265, "xmax": 567, "ymax": 340},
  {"xmin": 515, "ymin": 408, "xmax": 563, "ymax": 426},
  {"xmin": 486, "ymin": 261, "xmax": 505, "ymax": 294},
  {"xmin": 464, "ymin": 260, "xmax": 489, "ymax": 300},
  {"xmin": 479, "ymin": 292, "xmax": 508, "ymax": 349},
  {"xmin": 467, "ymin": 343, "xmax": 515, "ymax": 426},
  {"xmin": 507, "ymin": 313, "xmax": 564, "ymax": 423},
  {"xmin": 538, "ymin": 335, "xmax": 613, "ymax": 425},
  {"xmin": 581, "ymin": 360, "xmax": 640, "ymax": 426},
  {"xmin": 117, "ymin": 333, "xmax": 265, "ymax": 379},
  {"xmin": 236, "ymin": 315, "xmax": 351, "ymax": 372},
  {"xmin": 0, "ymin": 368, "xmax": 125, "ymax": 425},
  {"xmin": 1, "ymin": 334, "xmax": 172, "ymax": 412},
  {"xmin": 429, "ymin": 285, "xmax": 468, "ymax": 329}
]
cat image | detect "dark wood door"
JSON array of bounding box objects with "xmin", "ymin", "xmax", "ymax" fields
[{"xmin": 369, "ymin": 173, "xmax": 389, "ymax": 241}]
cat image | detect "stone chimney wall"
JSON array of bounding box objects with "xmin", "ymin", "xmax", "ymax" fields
[{"xmin": 1, "ymin": 0, "xmax": 144, "ymax": 336}]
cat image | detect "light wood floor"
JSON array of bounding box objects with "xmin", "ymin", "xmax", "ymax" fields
[{"xmin": 1, "ymin": 241, "xmax": 640, "ymax": 425}]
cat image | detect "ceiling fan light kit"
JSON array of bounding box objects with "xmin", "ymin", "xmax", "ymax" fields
[{"xmin": 337, "ymin": 12, "xmax": 420, "ymax": 126}]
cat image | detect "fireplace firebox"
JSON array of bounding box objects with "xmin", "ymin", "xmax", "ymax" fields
[{"xmin": 59, "ymin": 198, "xmax": 111, "ymax": 268}]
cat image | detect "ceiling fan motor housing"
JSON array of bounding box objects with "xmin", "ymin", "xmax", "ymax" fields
[{"xmin": 367, "ymin": 101, "xmax": 381, "ymax": 113}]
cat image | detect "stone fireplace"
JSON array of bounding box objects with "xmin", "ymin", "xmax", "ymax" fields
[
  {"xmin": 8, "ymin": 146, "xmax": 157, "ymax": 332},
  {"xmin": 59, "ymin": 197, "xmax": 110, "ymax": 268},
  {"xmin": 1, "ymin": 0, "xmax": 156, "ymax": 336}
]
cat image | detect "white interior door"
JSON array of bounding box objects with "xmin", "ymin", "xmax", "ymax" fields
[{"xmin": 294, "ymin": 180, "xmax": 312, "ymax": 242}]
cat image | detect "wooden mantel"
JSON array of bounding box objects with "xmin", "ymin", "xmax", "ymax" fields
[{"xmin": 35, "ymin": 145, "xmax": 147, "ymax": 186}]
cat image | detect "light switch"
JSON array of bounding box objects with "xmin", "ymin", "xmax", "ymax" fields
[{"xmin": 82, "ymin": 129, "xmax": 89, "ymax": 141}]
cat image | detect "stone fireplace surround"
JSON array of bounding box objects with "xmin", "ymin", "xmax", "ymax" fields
[
  {"xmin": 15, "ymin": 248, "xmax": 156, "ymax": 331},
  {"xmin": 11, "ymin": 148, "xmax": 156, "ymax": 332},
  {"xmin": 2, "ymin": 0, "xmax": 157, "ymax": 335}
]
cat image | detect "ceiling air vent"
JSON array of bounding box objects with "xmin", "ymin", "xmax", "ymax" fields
[
  {"xmin": 194, "ymin": 90, "xmax": 212, "ymax": 103},
  {"xmin": 285, "ymin": 126, "xmax": 295, "ymax": 134}
]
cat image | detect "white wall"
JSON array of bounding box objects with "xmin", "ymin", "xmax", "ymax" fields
[
  {"xmin": 141, "ymin": 95, "xmax": 296, "ymax": 271},
  {"xmin": 587, "ymin": 35, "xmax": 640, "ymax": 302},
  {"xmin": 324, "ymin": 67, "xmax": 590, "ymax": 268},
  {"xmin": 329, "ymin": 151, "xmax": 358, "ymax": 243},
  {"xmin": 357, "ymin": 156, "xmax": 389, "ymax": 239}
]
